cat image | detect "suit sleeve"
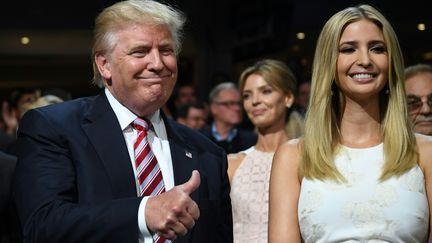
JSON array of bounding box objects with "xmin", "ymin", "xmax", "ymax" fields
[{"xmin": 13, "ymin": 109, "xmax": 141, "ymax": 243}]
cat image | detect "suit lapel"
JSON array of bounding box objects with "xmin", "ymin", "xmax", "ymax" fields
[
  {"xmin": 82, "ymin": 92, "xmax": 136, "ymax": 198},
  {"xmin": 164, "ymin": 117, "xmax": 200, "ymax": 243},
  {"xmin": 164, "ymin": 118, "xmax": 199, "ymax": 201}
]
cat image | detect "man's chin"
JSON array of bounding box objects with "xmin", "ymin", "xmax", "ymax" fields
[{"xmin": 414, "ymin": 126, "xmax": 432, "ymax": 136}]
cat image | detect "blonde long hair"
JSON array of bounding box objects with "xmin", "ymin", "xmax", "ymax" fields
[{"xmin": 301, "ymin": 4, "xmax": 417, "ymax": 182}]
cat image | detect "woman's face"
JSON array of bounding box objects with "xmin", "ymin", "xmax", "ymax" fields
[
  {"xmin": 242, "ymin": 74, "xmax": 293, "ymax": 129},
  {"xmin": 336, "ymin": 19, "xmax": 388, "ymax": 100}
]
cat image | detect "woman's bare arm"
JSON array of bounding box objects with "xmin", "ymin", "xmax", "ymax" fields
[{"xmin": 268, "ymin": 140, "xmax": 302, "ymax": 243}]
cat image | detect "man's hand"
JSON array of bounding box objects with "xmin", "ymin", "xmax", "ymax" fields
[
  {"xmin": 145, "ymin": 170, "xmax": 201, "ymax": 240},
  {"xmin": 2, "ymin": 101, "xmax": 18, "ymax": 135}
]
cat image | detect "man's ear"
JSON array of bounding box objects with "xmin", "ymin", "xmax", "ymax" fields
[{"xmin": 95, "ymin": 53, "xmax": 112, "ymax": 80}]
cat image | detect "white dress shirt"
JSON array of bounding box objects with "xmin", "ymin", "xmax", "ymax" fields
[{"xmin": 105, "ymin": 89, "xmax": 174, "ymax": 242}]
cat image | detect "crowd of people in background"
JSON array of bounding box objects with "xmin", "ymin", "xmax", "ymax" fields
[{"xmin": 1, "ymin": 0, "xmax": 432, "ymax": 243}]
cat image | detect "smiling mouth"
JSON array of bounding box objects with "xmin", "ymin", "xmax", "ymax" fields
[
  {"xmin": 137, "ymin": 76, "xmax": 170, "ymax": 82},
  {"xmin": 252, "ymin": 110, "xmax": 266, "ymax": 116},
  {"xmin": 350, "ymin": 73, "xmax": 376, "ymax": 80}
]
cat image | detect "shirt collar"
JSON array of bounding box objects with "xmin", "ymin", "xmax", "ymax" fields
[
  {"xmin": 104, "ymin": 88, "xmax": 161, "ymax": 131},
  {"xmin": 211, "ymin": 122, "xmax": 238, "ymax": 142}
]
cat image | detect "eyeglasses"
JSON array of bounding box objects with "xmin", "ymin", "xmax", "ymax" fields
[
  {"xmin": 407, "ymin": 94, "xmax": 432, "ymax": 112},
  {"xmin": 213, "ymin": 100, "xmax": 242, "ymax": 108}
]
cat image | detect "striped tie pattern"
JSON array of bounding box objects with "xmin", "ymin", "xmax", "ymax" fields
[{"xmin": 133, "ymin": 118, "xmax": 170, "ymax": 243}]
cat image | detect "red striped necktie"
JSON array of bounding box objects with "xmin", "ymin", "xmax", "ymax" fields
[{"xmin": 132, "ymin": 118, "xmax": 170, "ymax": 243}]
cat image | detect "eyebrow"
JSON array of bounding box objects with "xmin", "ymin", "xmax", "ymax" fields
[
  {"xmin": 339, "ymin": 40, "xmax": 385, "ymax": 46},
  {"xmin": 242, "ymin": 84, "xmax": 272, "ymax": 93},
  {"xmin": 407, "ymin": 94, "xmax": 432, "ymax": 98}
]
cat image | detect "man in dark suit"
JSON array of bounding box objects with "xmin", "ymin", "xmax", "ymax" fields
[
  {"xmin": 13, "ymin": 1, "xmax": 232, "ymax": 242},
  {"xmin": 0, "ymin": 151, "xmax": 18, "ymax": 243}
]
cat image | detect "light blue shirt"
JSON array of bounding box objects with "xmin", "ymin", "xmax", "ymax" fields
[{"xmin": 211, "ymin": 122, "xmax": 238, "ymax": 142}]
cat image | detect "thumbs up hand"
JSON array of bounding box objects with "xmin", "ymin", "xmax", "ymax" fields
[{"xmin": 145, "ymin": 170, "xmax": 201, "ymax": 240}]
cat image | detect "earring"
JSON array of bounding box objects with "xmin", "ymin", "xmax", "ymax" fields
[{"xmin": 385, "ymin": 89, "xmax": 389, "ymax": 94}]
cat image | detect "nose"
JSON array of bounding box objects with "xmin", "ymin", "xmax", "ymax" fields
[
  {"xmin": 147, "ymin": 49, "xmax": 164, "ymax": 71},
  {"xmin": 419, "ymin": 97, "xmax": 432, "ymax": 114},
  {"xmin": 251, "ymin": 93, "xmax": 261, "ymax": 106},
  {"xmin": 357, "ymin": 48, "xmax": 372, "ymax": 67}
]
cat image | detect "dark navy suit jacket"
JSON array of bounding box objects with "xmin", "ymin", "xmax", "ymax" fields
[
  {"xmin": 13, "ymin": 92, "xmax": 233, "ymax": 243},
  {"xmin": 0, "ymin": 151, "xmax": 19, "ymax": 243}
]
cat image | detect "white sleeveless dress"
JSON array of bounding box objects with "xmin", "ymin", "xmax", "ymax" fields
[
  {"xmin": 298, "ymin": 143, "xmax": 429, "ymax": 243},
  {"xmin": 230, "ymin": 147, "xmax": 274, "ymax": 243}
]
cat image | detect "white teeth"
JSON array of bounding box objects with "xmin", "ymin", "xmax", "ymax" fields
[{"xmin": 352, "ymin": 73, "xmax": 373, "ymax": 79}]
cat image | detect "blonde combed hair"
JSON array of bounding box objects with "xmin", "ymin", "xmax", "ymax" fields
[
  {"xmin": 238, "ymin": 59, "xmax": 296, "ymax": 96},
  {"xmin": 301, "ymin": 4, "xmax": 417, "ymax": 182}
]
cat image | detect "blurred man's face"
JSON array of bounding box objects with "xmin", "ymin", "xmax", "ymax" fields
[
  {"xmin": 405, "ymin": 72, "xmax": 432, "ymax": 135},
  {"xmin": 210, "ymin": 89, "xmax": 242, "ymax": 127},
  {"xmin": 185, "ymin": 107, "xmax": 207, "ymax": 129},
  {"xmin": 296, "ymin": 82, "xmax": 310, "ymax": 109},
  {"xmin": 176, "ymin": 86, "xmax": 197, "ymax": 107}
]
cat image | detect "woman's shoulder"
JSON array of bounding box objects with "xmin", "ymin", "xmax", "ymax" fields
[
  {"xmin": 228, "ymin": 151, "xmax": 247, "ymax": 162},
  {"xmin": 228, "ymin": 146, "xmax": 254, "ymax": 160},
  {"xmin": 274, "ymin": 138, "xmax": 302, "ymax": 165},
  {"xmin": 415, "ymin": 133, "xmax": 432, "ymax": 169},
  {"xmin": 279, "ymin": 138, "xmax": 302, "ymax": 150},
  {"xmin": 227, "ymin": 148, "xmax": 252, "ymax": 182},
  {"xmin": 228, "ymin": 147, "xmax": 255, "ymax": 166}
]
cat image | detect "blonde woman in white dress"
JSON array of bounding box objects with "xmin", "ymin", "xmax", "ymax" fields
[
  {"xmin": 268, "ymin": 4, "xmax": 432, "ymax": 243},
  {"xmin": 228, "ymin": 59, "xmax": 296, "ymax": 242}
]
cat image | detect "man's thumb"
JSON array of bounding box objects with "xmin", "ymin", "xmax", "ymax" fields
[{"xmin": 180, "ymin": 170, "xmax": 200, "ymax": 195}]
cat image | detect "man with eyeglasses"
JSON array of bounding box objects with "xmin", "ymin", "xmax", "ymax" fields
[
  {"xmin": 200, "ymin": 82, "xmax": 257, "ymax": 154},
  {"xmin": 404, "ymin": 63, "xmax": 432, "ymax": 136}
]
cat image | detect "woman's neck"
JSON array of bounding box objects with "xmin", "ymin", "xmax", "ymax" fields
[
  {"xmin": 255, "ymin": 128, "xmax": 289, "ymax": 152},
  {"xmin": 339, "ymin": 98, "xmax": 382, "ymax": 147}
]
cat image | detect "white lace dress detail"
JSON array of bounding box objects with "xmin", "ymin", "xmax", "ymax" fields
[
  {"xmin": 231, "ymin": 147, "xmax": 274, "ymax": 243},
  {"xmin": 298, "ymin": 143, "xmax": 429, "ymax": 243}
]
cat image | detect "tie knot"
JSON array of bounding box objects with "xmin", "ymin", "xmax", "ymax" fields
[{"xmin": 133, "ymin": 117, "xmax": 151, "ymax": 131}]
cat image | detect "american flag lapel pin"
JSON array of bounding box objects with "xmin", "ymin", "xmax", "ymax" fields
[{"xmin": 185, "ymin": 151, "xmax": 192, "ymax": 159}]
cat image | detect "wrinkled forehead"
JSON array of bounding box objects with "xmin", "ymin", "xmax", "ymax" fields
[{"xmin": 405, "ymin": 73, "xmax": 432, "ymax": 95}]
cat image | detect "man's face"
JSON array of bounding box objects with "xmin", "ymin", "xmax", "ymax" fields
[
  {"xmin": 296, "ymin": 82, "xmax": 310, "ymax": 109},
  {"xmin": 185, "ymin": 107, "xmax": 207, "ymax": 129},
  {"xmin": 210, "ymin": 89, "xmax": 242, "ymax": 127},
  {"xmin": 176, "ymin": 86, "xmax": 197, "ymax": 107},
  {"xmin": 405, "ymin": 72, "xmax": 432, "ymax": 135},
  {"xmin": 95, "ymin": 24, "xmax": 177, "ymax": 116}
]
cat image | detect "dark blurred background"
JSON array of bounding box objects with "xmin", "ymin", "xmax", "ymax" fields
[{"xmin": 0, "ymin": 0, "xmax": 431, "ymax": 101}]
